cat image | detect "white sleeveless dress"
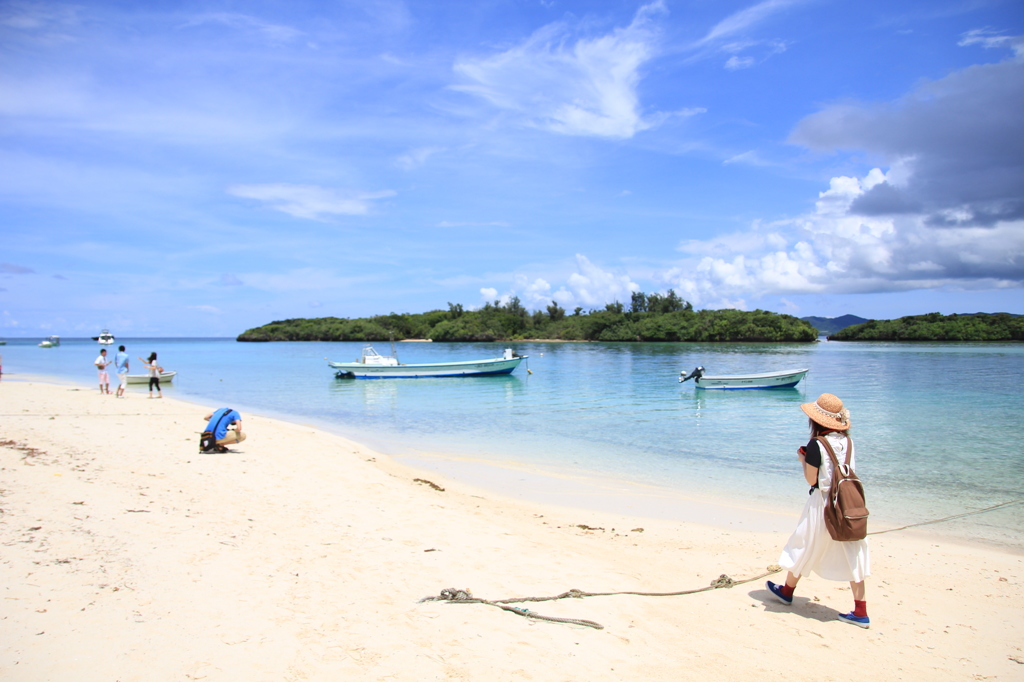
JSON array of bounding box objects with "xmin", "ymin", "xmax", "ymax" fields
[{"xmin": 778, "ymin": 432, "xmax": 870, "ymax": 582}]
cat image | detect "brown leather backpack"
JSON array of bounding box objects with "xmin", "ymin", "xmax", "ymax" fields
[{"xmin": 815, "ymin": 436, "xmax": 869, "ymax": 541}]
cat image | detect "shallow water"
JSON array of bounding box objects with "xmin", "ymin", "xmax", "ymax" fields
[{"xmin": 4, "ymin": 337, "xmax": 1022, "ymax": 548}]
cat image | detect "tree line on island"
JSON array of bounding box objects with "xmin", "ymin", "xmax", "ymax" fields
[
  {"xmin": 828, "ymin": 312, "xmax": 1024, "ymax": 341},
  {"xmin": 237, "ymin": 291, "xmax": 818, "ymax": 343},
  {"xmin": 238, "ymin": 294, "xmax": 1023, "ymax": 344}
]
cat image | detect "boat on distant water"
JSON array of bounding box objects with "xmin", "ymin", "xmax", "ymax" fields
[
  {"xmin": 679, "ymin": 366, "xmax": 808, "ymax": 389},
  {"xmin": 126, "ymin": 370, "xmax": 176, "ymax": 384},
  {"xmin": 328, "ymin": 346, "xmax": 527, "ymax": 379},
  {"xmin": 92, "ymin": 329, "xmax": 115, "ymax": 345},
  {"xmin": 39, "ymin": 336, "xmax": 60, "ymax": 348}
]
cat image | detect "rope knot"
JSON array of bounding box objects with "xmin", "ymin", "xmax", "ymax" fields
[
  {"xmin": 440, "ymin": 587, "xmax": 473, "ymax": 601},
  {"xmin": 709, "ymin": 574, "xmax": 735, "ymax": 589}
]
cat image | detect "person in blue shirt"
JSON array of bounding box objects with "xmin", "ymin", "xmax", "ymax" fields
[
  {"xmin": 203, "ymin": 408, "xmax": 246, "ymax": 450},
  {"xmin": 114, "ymin": 345, "xmax": 129, "ymax": 398}
]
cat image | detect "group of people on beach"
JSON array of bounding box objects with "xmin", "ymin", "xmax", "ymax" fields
[{"xmin": 93, "ymin": 346, "xmax": 164, "ymax": 398}]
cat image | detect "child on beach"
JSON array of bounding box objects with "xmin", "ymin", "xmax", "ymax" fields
[
  {"xmin": 139, "ymin": 352, "xmax": 163, "ymax": 398},
  {"xmin": 766, "ymin": 393, "xmax": 871, "ymax": 628}
]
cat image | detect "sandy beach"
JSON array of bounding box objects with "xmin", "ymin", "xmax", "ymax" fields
[{"xmin": 2, "ymin": 380, "xmax": 1022, "ymax": 681}]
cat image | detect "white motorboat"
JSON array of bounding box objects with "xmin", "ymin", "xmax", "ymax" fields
[
  {"xmin": 39, "ymin": 335, "xmax": 60, "ymax": 348},
  {"xmin": 93, "ymin": 329, "xmax": 115, "ymax": 345},
  {"xmin": 679, "ymin": 366, "xmax": 808, "ymax": 389},
  {"xmin": 126, "ymin": 370, "xmax": 176, "ymax": 384},
  {"xmin": 328, "ymin": 346, "xmax": 526, "ymax": 379}
]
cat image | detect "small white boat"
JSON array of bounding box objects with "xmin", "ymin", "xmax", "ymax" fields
[
  {"xmin": 39, "ymin": 335, "xmax": 60, "ymax": 348},
  {"xmin": 679, "ymin": 366, "xmax": 808, "ymax": 389},
  {"xmin": 328, "ymin": 346, "xmax": 526, "ymax": 379},
  {"xmin": 93, "ymin": 329, "xmax": 115, "ymax": 345},
  {"xmin": 126, "ymin": 370, "xmax": 176, "ymax": 384}
]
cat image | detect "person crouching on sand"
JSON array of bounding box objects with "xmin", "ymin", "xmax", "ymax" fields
[
  {"xmin": 203, "ymin": 408, "xmax": 246, "ymax": 451},
  {"xmin": 766, "ymin": 393, "xmax": 871, "ymax": 628}
]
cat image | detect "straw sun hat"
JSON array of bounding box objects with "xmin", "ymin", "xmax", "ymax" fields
[{"xmin": 801, "ymin": 393, "xmax": 851, "ymax": 430}]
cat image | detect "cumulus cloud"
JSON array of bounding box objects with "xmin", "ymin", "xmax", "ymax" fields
[
  {"xmin": 663, "ymin": 167, "xmax": 1024, "ymax": 307},
  {"xmin": 228, "ymin": 184, "xmax": 396, "ymax": 220},
  {"xmin": 453, "ymin": 1, "xmax": 670, "ymax": 138},
  {"xmin": 482, "ymin": 254, "xmax": 640, "ymax": 311},
  {"xmin": 791, "ymin": 38, "xmax": 1024, "ymax": 228}
]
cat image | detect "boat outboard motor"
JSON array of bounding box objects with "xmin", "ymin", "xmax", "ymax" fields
[{"xmin": 679, "ymin": 366, "xmax": 705, "ymax": 383}]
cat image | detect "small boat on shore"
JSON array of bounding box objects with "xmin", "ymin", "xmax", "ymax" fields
[
  {"xmin": 328, "ymin": 346, "xmax": 527, "ymax": 379},
  {"xmin": 92, "ymin": 329, "xmax": 115, "ymax": 345},
  {"xmin": 679, "ymin": 366, "xmax": 808, "ymax": 389},
  {"xmin": 126, "ymin": 370, "xmax": 176, "ymax": 384},
  {"xmin": 39, "ymin": 336, "xmax": 60, "ymax": 348}
]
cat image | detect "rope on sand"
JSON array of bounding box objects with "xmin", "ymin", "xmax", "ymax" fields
[
  {"xmin": 419, "ymin": 500, "xmax": 1024, "ymax": 629},
  {"xmin": 419, "ymin": 565, "xmax": 783, "ymax": 630},
  {"xmin": 867, "ymin": 498, "xmax": 1024, "ymax": 535}
]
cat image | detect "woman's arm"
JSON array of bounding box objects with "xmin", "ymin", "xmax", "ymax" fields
[{"xmin": 797, "ymin": 446, "xmax": 819, "ymax": 486}]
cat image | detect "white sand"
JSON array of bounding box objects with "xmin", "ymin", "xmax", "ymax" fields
[{"xmin": 2, "ymin": 380, "xmax": 1022, "ymax": 680}]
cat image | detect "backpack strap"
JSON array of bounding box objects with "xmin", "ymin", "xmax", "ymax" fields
[
  {"xmin": 210, "ymin": 408, "xmax": 234, "ymax": 439},
  {"xmin": 815, "ymin": 435, "xmax": 853, "ymax": 469}
]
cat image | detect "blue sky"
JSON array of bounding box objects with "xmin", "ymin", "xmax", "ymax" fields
[{"xmin": 2, "ymin": 0, "xmax": 1022, "ymax": 337}]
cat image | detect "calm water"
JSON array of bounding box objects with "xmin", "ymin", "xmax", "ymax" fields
[{"xmin": 3, "ymin": 337, "xmax": 1022, "ymax": 548}]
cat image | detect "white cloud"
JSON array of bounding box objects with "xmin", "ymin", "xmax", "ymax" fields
[
  {"xmin": 724, "ymin": 56, "xmax": 755, "ymax": 70},
  {"xmin": 181, "ymin": 12, "xmax": 302, "ymax": 45},
  {"xmin": 958, "ymin": 29, "xmax": 1024, "ymax": 58},
  {"xmin": 483, "ymin": 254, "xmax": 640, "ymax": 311},
  {"xmin": 697, "ymin": 0, "xmax": 802, "ymax": 46},
  {"xmin": 228, "ymin": 184, "xmax": 396, "ymax": 220},
  {"xmin": 664, "ymin": 167, "xmax": 1024, "ymax": 307},
  {"xmin": 396, "ymin": 146, "xmax": 444, "ymax": 171},
  {"xmin": 453, "ymin": 1, "xmax": 668, "ymax": 139}
]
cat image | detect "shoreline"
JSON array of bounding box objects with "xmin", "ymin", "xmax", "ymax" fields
[
  {"xmin": 2, "ymin": 379, "xmax": 1023, "ymax": 680},
  {"xmin": 8, "ymin": 370, "xmax": 1022, "ymax": 554}
]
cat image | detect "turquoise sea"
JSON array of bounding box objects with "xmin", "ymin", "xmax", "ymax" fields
[{"xmin": 3, "ymin": 337, "xmax": 1022, "ymax": 549}]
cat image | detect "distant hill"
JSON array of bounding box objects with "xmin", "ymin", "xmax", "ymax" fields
[{"xmin": 801, "ymin": 315, "xmax": 870, "ymax": 335}]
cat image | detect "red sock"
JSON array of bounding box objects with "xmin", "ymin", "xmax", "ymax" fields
[
  {"xmin": 853, "ymin": 600, "xmax": 868, "ymax": 617},
  {"xmin": 781, "ymin": 584, "xmax": 795, "ymax": 598}
]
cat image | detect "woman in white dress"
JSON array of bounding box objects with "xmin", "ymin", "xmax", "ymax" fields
[{"xmin": 766, "ymin": 393, "xmax": 871, "ymax": 628}]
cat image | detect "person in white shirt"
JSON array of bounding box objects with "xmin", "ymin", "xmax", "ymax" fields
[{"xmin": 94, "ymin": 349, "xmax": 112, "ymax": 394}]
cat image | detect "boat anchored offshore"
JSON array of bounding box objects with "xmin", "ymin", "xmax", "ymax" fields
[
  {"xmin": 93, "ymin": 329, "xmax": 115, "ymax": 345},
  {"xmin": 39, "ymin": 335, "xmax": 60, "ymax": 348},
  {"xmin": 328, "ymin": 346, "xmax": 527, "ymax": 379},
  {"xmin": 679, "ymin": 366, "xmax": 808, "ymax": 389}
]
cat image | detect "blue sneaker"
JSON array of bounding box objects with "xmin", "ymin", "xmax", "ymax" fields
[
  {"xmin": 766, "ymin": 581, "xmax": 793, "ymax": 605},
  {"xmin": 838, "ymin": 611, "xmax": 870, "ymax": 628}
]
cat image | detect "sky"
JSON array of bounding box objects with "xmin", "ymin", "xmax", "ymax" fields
[{"xmin": 2, "ymin": 0, "xmax": 1023, "ymax": 337}]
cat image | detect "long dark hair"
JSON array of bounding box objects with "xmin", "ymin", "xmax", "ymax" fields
[
  {"xmin": 148, "ymin": 352, "xmax": 157, "ymax": 362},
  {"xmin": 809, "ymin": 418, "xmax": 849, "ymax": 437}
]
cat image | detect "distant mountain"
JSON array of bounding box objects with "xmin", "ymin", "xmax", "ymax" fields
[{"xmin": 801, "ymin": 315, "xmax": 870, "ymax": 336}]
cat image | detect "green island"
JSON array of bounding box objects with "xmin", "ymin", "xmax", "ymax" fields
[
  {"xmin": 238, "ymin": 291, "xmax": 818, "ymax": 343},
  {"xmin": 829, "ymin": 312, "xmax": 1024, "ymax": 341}
]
